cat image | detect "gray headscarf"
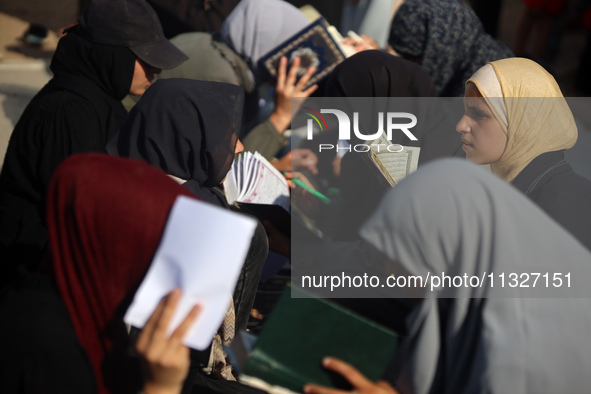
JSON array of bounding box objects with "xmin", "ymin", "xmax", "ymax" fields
[
  {"xmin": 360, "ymin": 158, "xmax": 591, "ymax": 393},
  {"xmin": 220, "ymin": 0, "xmax": 309, "ymax": 86}
]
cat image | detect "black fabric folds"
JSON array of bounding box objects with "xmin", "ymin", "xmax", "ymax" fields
[
  {"xmin": 106, "ymin": 79, "xmax": 244, "ymax": 206},
  {"xmin": 324, "ymin": 50, "xmax": 437, "ymax": 98},
  {"xmin": 322, "ymin": 51, "xmax": 464, "ymax": 241},
  {"xmin": 52, "ymin": 27, "xmax": 136, "ymax": 102},
  {"xmin": 0, "ymin": 28, "xmax": 136, "ymax": 283},
  {"xmin": 323, "ymin": 51, "xmax": 464, "ymax": 162},
  {"xmin": 0, "ymin": 273, "xmax": 98, "ymax": 394}
]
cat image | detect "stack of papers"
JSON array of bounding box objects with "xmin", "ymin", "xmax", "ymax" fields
[{"xmin": 224, "ymin": 152, "xmax": 290, "ymax": 211}]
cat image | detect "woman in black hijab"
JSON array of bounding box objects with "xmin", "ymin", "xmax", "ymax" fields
[
  {"xmin": 322, "ymin": 51, "xmax": 464, "ymax": 242},
  {"xmin": 107, "ymin": 79, "xmax": 268, "ymax": 393},
  {"xmin": 324, "ymin": 51, "xmax": 437, "ymax": 98},
  {"xmin": 107, "ymin": 78, "xmax": 267, "ymax": 335},
  {"xmin": 107, "ymin": 79, "xmax": 241, "ymax": 207},
  {"xmin": 0, "ymin": 0, "xmax": 187, "ymax": 287}
]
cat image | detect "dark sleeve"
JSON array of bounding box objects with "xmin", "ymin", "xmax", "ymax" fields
[
  {"xmin": 5, "ymin": 92, "xmax": 105, "ymax": 199},
  {"xmin": 34, "ymin": 95, "xmax": 105, "ymax": 192},
  {"xmin": 0, "ymin": 288, "xmax": 98, "ymax": 394},
  {"xmin": 531, "ymin": 171, "xmax": 591, "ymax": 252}
]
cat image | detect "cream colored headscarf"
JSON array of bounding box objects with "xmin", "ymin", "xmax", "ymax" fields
[{"xmin": 467, "ymin": 57, "xmax": 577, "ymax": 183}]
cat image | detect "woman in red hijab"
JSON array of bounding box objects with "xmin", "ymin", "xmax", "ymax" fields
[{"xmin": 0, "ymin": 154, "xmax": 201, "ymax": 394}]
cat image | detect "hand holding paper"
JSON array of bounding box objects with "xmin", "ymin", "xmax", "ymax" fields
[
  {"xmin": 136, "ymin": 289, "xmax": 201, "ymax": 394},
  {"xmin": 124, "ymin": 196, "xmax": 257, "ymax": 350}
]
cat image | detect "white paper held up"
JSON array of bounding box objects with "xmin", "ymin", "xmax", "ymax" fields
[{"xmin": 124, "ymin": 195, "xmax": 257, "ymax": 350}]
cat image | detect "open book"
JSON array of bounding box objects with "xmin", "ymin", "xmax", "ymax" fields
[
  {"xmin": 224, "ymin": 151, "xmax": 291, "ymax": 233},
  {"xmin": 236, "ymin": 286, "xmax": 399, "ymax": 393},
  {"xmin": 224, "ymin": 152, "xmax": 325, "ymax": 239},
  {"xmin": 364, "ymin": 134, "xmax": 420, "ymax": 188},
  {"xmin": 224, "ymin": 151, "xmax": 290, "ymax": 211}
]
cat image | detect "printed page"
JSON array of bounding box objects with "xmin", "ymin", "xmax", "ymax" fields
[
  {"xmin": 239, "ymin": 152, "xmax": 290, "ymax": 211},
  {"xmin": 235, "ymin": 153, "xmax": 244, "ymax": 193},
  {"xmin": 369, "ymin": 134, "xmax": 421, "ymax": 186},
  {"xmin": 223, "ymin": 168, "xmax": 239, "ymax": 204},
  {"xmin": 240, "ymin": 153, "xmax": 261, "ymax": 200}
]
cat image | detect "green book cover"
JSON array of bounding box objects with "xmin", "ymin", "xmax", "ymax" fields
[{"xmin": 241, "ymin": 286, "xmax": 399, "ymax": 393}]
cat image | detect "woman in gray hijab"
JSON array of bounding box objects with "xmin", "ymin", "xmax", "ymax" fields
[
  {"xmin": 158, "ymin": 0, "xmax": 316, "ymax": 160},
  {"xmin": 304, "ymin": 158, "xmax": 591, "ymax": 394}
]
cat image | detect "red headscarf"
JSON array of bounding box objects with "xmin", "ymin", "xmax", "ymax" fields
[{"xmin": 45, "ymin": 153, "xmax": 194, "ymax": 393}]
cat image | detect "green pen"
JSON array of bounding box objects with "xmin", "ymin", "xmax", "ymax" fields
[{"xmin": 291, "ymin": 177, "xmax": 331, "ymax": 205}]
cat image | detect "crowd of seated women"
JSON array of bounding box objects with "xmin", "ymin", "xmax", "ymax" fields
[{"xmin": 1, "ymin": 0, "xmax": 591, "ymax": 393}]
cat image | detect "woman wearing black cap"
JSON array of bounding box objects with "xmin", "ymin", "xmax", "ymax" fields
[{"xmin": 0, "ymin": 0, "xmax": 188, "ymax": 287}]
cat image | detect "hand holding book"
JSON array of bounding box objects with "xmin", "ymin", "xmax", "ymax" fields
[
  {"xmin": 238, "ymin": 287, "xmax": 399, "ymax": 393},
  {"xmin": 341, "ymin": 32, "xmax": 380, "ymax": 53},
  {"xmin": 270, "ymin": 56, "xmax": 318, "ymax": 133},
  {"xmin": 224, "ymin": 152, "xmax": 325, "ymax": 239}
]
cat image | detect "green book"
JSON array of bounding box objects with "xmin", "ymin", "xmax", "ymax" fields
[{"xmin": 240, "ymin": 286, "xmax": 399, "ymax": 393}]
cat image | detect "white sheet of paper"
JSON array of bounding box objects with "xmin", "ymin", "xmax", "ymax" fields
[{"xmin": 124, "ymin": 195, "xmax": 257, "ymax": 350}]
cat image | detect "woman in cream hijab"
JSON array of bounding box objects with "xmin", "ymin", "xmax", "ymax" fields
[{"xmin": 456, "ymin": 57, "xmax": 591, "ymax": 251}]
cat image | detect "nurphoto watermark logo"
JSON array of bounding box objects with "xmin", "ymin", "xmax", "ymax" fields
[{"xmin": 302, "ymin": 107, "xmax": 418, "ymax": 153}]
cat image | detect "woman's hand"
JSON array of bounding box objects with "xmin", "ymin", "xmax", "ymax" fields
[
  {"xmin": 136, "ymin": 289, "xmax": 201, "ymax": 394},
  {"xmin": 291, "ymin": 149, "xmax": 318, "ymax": 175},
  {"xmin": 284, "ymin": 171, "xmax": 316, "ymax": 191},
  {"xmin": 270, "ymin": 56, "xmax": 318, "ymax": 133},
  {"xmin": 331, "ymin": 156, "xmax": 342, "ymax": 178},
  {"xmin": 341, "ymin": 34, "xmax": 380, "ymax": 53},
  {"xmin": 271, "ymin": 149, "xmax": 318, "ymax": 175},
  {"xmin": 303, "ymin": 357, "xmax": 399, "ymax": 394},
  {"xmin": 289, "ymin": 171, "xmax": 324, "ymax": 218},
  {"xmin": 270, "ymin": 152, "xmax": 292, "ymax": 173}
]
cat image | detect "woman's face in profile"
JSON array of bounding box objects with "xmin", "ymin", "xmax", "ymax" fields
[
  {"xmin": 221, "ymin": 139, "xmax": 244, "ymax": 184},
  {"xmin": 456, "ymin": 83, "xmax": 507, "ymax": 165},
  {"xmin": 129, "ymin": 60, "xmax": 161, "ymax": 96},
  {"xmin": 234, "ymin": 139, "xmax": 244, "ymax": 155}
]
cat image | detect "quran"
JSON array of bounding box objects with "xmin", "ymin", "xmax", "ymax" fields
[
  {"xmin": 223, "ymin": 152, "xmax": 323, "ymax": 239},
  {"xmin": 223, "ymin": 151, "xmax": 291, "ymax": 234},
  {"xmin": 364, "ymin": 133, "xmax": 420, "ymax": 188},
  {"xmin": 259, "ymin": 17, "xmax": 347, "ymax": 90}
]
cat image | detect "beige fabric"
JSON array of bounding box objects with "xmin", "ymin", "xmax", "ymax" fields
[
  {"xmin": 467, "ymin": 57, "xmax": 577, "ymax": 183},
  {"xmin": 468, "ymin": 64, "xmax": 508, "ymax": 129}
]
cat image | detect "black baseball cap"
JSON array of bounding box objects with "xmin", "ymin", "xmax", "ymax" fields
[{"xmin": 78, "ymin": 0, "xmax": 188, "ymax": 70}]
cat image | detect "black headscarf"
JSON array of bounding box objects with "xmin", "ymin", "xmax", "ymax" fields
[
  {"xmin": 48, "ymin": 27, "xmax": 135, "ymax": 133},
  {"xmin": 323, "ymin": 51, "xmax": 450, "ymax": 151},
  {"xmin": 106, "ymin": 79, "xmax": 244, "ymax": 207},
  {"xmin": 0, "ymin": 27, "xmax": 137, "ymax": 279},
  {"xmin": 322, "ymin": 51, "xmax": 463, "ymax": 241},
  {"xmin": 324, "ymin": 50, "xmax": 437, "ymax": 98}
]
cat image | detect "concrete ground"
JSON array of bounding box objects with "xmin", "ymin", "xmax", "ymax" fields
[
  {"xmin": 0, "ymin": 11, "xmax": 56, "ymax": 167},
  {"xmin": 0, "ymin": 1, "xmax": 590, "ymax": 178}
]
